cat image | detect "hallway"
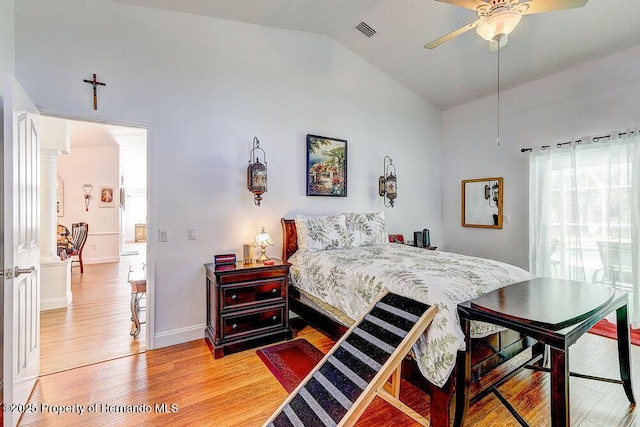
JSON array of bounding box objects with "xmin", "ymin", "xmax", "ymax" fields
[{"xmin": 40, "ymin": 243, "xmax": 147, "ymax": 375}]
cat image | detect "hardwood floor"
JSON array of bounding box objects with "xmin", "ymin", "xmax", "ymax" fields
[
  {"xmin": 24, "ymin": 311, "xmax": 640, "ymax": 426},
  {"xmin": 30, "ymin": 259, "xmax": 640, "ymax": 426},
  {"xmin": 40, "ymin": 243, "xmax": 147, "ymax": 375}
]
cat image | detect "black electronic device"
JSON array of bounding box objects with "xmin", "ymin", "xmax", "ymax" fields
[
  {"xmin": 413, "ymin": 231, "xmax": 422, "ymax": 248},
  {"xmin": 413, "ymin": 229, "xmax": 431, "ymax": 248},
  {"xmin": 422, "ymin": 229, "xmax": 430, "ymax": 248}
]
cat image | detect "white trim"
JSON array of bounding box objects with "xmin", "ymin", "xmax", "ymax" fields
[
  {"xmin": 88, "ymin": 231, "xmax": 119, "ymax": 236},
  {"xmin": 41, "ymin": 294, "xmax": 72, "ymax": 311},
  {"xmin": 82, "ymin": 256, "xmax": 120, "ymax": 264},
  {"xmin": 37, "ymin": 106, "xmax": 155, "ymax": 351},
  {"xmin": 146, "ymin": 124, "xmax": 155, "ymax": 350},
  {"xmin": 153, "ymin": 324, "xmax": 205, "ymax": 349}
]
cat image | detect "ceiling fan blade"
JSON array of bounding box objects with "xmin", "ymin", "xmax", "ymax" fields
[
  {"xmin": 424, "ymin": 19, "xmax": 482, "ymax": 49},
  {"xmin": 435, "ymin": 0, "xmax": 488, "ymax": 11},
  {"xmin": 488, "ymin": 35, "xmax": 508, "ymax": 52},
  {"xmin": 521, "ymin": 0, "xmax": 589, "ymax": 15}
]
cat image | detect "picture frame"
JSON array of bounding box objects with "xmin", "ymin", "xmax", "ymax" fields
[
  {"xmin": 306, "ymin": 134, "xmax": 347, "ymax": 197},
  {"xmin": 99, "ymin": 186, "xmax": 115, "ymax": 208}
]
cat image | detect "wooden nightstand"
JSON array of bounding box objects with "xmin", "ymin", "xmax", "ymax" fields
[{"xmin": 205, "ymin": 259, "xmax": 292, "ymax": 358}]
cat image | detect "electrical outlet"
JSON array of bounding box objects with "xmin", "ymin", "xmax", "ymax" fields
[
  {"xmin": 188, "ymin": 228, "xmax": 197, "ymax": 240},
  {"xmin": 159, "ymin": 229, "xmax": 168, "ymax": 242}
]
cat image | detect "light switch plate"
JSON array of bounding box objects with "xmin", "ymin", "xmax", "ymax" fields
[
  {"xmin": 188, "ymin": 228, "xmax": 197, "ymax": 240},
  {"xmin": 159, "ymin": 229, "xmax": 168, "ymax": 242}
]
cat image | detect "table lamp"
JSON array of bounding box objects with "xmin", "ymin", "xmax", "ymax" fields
[{"xmin": 255, "ymin": 227, "xmax": 275, "ymax": 262}]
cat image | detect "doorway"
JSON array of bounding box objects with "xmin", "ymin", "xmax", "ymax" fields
[{"xmin": 40, "ymin": 116, "xmax": 148, "ymax": 375}]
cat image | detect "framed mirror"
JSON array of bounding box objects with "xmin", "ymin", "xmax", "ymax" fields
[{"xmin": 462, "ymin": 177, "xmax": 503, "ymax": 229}]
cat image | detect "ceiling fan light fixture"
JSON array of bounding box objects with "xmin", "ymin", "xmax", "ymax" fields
[{"xmin": 476, "ymin": 9, "xmax": 522, "ymax": 42}]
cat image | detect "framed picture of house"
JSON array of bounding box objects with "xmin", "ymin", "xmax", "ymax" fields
[
  {"xmin": 306, "ymin": 134, "xmax": 347, "ymax": 197},
  {"xmin": 99, "ymin": 186, "xmax": 115, "ymax": 208}
]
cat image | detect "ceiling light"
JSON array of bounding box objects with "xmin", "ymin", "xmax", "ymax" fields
[{"xmin": 476, "ymin": 9, "xmax": 522, "ymax": 42}]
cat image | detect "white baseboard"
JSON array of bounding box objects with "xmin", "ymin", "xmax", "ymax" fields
[
  {"xmin": 154, "ymin": 324, "xmax": 206, "ymax": 349},
  {"xmin": 83, "ymin": 256, "xmax": 120, "ymax": 264},
  {"xmin": 41, "ymin": 292, "xmax": 72, "ymax": 311}
]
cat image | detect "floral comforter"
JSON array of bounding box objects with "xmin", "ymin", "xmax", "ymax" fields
[{"xmin": 288, "ymin": 243, "xmax": 534, "ymax": 388}]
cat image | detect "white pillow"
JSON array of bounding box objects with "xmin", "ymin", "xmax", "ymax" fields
[
  {"xmin": 295, "ymin": 214, "xmax": 351, "ymax": 252},
  {"xmin": 345, "ymin": 212, "xmax": 388, "ymax": 247}
]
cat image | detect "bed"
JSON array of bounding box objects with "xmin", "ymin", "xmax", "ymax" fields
[{"xmin": 281, "ymin": 213, "xmax": 542, "ymax": 426}]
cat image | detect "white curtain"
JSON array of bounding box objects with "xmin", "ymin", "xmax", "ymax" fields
[{"xmin": 529, "ymin": 130, "xmax": 640, "ymax": 326}]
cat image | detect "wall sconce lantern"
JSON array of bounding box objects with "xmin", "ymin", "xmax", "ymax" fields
[
  {"xmin": 378, "ymin": 156, "xmax": 397, "ymax": 208},
  {"xmin": 247, "ymin": 136, "xmax": 267, "ymax": 206},
  {"xmin": 485, "ymin": 181, "xmax": 500, "ymax": 207}
]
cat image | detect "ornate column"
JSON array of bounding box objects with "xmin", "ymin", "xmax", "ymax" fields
[
  {"xmin": 40, "ymin": 117, "xmax": 72, "ymax": 310},
  {"xmin": 41, "ymin": 148, "xmax": 61, "ymax": 259}
]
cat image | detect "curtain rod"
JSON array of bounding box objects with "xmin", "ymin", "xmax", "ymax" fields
[{"xmin": 521, "ymin": 129, "xmax": 638, "ymax": 153}]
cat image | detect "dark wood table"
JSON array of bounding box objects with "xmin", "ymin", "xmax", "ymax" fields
[{"xmin": 455, "ymin": 278, "xmax": 635, "ymax": 426}]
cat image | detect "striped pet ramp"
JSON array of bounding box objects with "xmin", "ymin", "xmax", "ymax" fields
[{"xmin": 263, "ymin": 291, "xmax": 437, "ymax": 427}]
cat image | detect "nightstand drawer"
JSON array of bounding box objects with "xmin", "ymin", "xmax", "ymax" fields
[
  {"xmin": 221, "ymin": 279, "xmax": 284, "ymax": 310},
  {"xmin": 216, "ymin": 266, "xmax": 289, "ymax": 285},
  {"xmin": 222, "ymin": 306, "xmax": 285, "ymax": 340}
]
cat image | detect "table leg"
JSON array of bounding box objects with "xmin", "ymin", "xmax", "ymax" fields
[
  {"xmin": 616, "ymin": 304, "xmax": 635, "ymax": 404},
  {"xmin": 454, "ymin": 317, "xmax": 471, "ymax": 427},
  {"xmin": 130, "ymin": 292, "xmax": 140, "ymax": 337},
  {"xmin": 550, "ymin": 347, "xmax": 569, "ymax": 426}
]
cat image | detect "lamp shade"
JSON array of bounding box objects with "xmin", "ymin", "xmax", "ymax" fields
[
  {"xmin": 476, "ymin": 9, "xmax": 522, "ymax": 42},
  {"xmin": 385, "ymin": 173, "xmax": 397, "ymax": 201},
  {"xmin": 248, "ymin": 160, "xmax": 266, "ymax": 191},
  {"xmin": 255, "ymin": 227, "xmax": 275, "ymax": 248}
]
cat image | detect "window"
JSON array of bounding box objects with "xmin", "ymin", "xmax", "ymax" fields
[{"xmin": 529, "ymin": 133, "xmax": 639, "ymax": 325}]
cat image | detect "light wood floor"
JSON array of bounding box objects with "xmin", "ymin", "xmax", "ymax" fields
[
  {"xmin": 27, "ymin": 267, "xmax": 640, "ymax": 426},
  {"xmin": 40, "ymin": 243, "xmax": 147, "ymax": 375}
]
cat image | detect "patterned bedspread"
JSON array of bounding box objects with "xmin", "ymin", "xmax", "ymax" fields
[{"xmin": 288, "ymin": 243, "xmax": 534, "ymax": 388}]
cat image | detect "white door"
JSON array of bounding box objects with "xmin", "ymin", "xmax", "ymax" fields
[{"xmin": 3, "ymin": 74, "xmax": 41, "ymax": 427}]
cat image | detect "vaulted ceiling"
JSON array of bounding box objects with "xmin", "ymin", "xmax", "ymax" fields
[{"xmin": 114, "ymin": 0, "xmax": 640, "ymax": 110}]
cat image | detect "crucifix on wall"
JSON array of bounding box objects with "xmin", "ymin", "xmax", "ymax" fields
[{"xmin": 83, "ymin": 73, "xmax": 106, "ymax": 110}]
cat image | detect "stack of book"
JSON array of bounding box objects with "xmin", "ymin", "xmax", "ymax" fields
[{"xmin": 214, "ymin": 254, "xmax": 236, "ymax": 270}]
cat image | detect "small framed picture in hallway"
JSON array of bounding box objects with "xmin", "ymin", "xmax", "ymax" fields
[{"xmin": 99, "ymin": 186, "xmax": 115, "ymax": 208}]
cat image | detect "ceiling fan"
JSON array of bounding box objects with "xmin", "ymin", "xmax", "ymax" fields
[{"xmin": 425, "ymin": 0, "xmax": 589, "ymax": 51}]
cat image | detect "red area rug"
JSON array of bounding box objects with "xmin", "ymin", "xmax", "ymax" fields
[
  {"xmin": 588, "ymin": 319, "xmax": 640, "ymax": 345},
  {"xmin": 256, "ymin": 339, "xmax": 324, "ymax": 393}
]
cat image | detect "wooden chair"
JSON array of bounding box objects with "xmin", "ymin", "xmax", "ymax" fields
[
  {"xmin": 71, "ymin": 222, "xmax": 88, "ymax": 273},
  {"xmin": 593, "ymin": 241, "xmax": 633, "ymax": 290},
  {"xmin": 263, "ymin": 291, "xmax": 436, "ymax": 427}
]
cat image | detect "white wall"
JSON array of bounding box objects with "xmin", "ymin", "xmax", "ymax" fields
[
  {"xmin": 0, "ymin": 0, "xmax": 15, "ymax": 399},
  {"xmin": 15, "ymin": 0, "xmax": 442, "ymax": 346},
  {"xmin": 443, "ymin": 45, "xmax": 640, "ymax": 270},
  {"xmin": 123, "ymin": 187, "xmax": 147, "ymax": 242},
  {"xmin": 0, "ymin": 0, "xmax": 14, "ymax": 79},
  {"xmin": 57, "ymin": 146, "xmax": 121, "ymax": 263}
]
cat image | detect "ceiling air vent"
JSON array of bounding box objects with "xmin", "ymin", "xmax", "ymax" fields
[{"xmin": 355, "ymin": 21, "xmax": 377, "ymax": 38}]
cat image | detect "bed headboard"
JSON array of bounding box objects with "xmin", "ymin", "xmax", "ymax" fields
[{"xmin": 281, "ymin": 218, "xmax": 298, "ymax": 262}]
